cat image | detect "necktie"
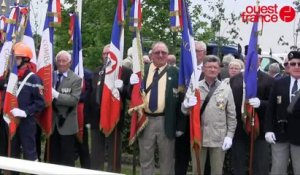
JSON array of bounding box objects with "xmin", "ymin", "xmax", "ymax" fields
[
  {"xmin": 292, "ymin": 79, "xmax": 298, "ymax": 101},
  {"xmin": 149, "ymin": 68, "xmax": 159, "ymax": 112},
  {"xmin": 56, "ymin": 73, "xmax": 63, "ymax": 90}
]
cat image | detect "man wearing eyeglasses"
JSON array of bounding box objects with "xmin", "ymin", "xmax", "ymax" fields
[
  {"xmin": 265, "ymin": 51, "xmax": 300, "ymax": 175},
  {"xmin": 181, "ymin": 55, "xmax": 237, "ymax": 175},
  {"xmin": 130, "ymin": 41, "xmax": 179, "ymax": 174}
]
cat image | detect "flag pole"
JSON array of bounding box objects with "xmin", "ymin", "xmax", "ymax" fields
[
  {"xmin": 249, "ymin": 107, "xmax": 255, "ymax": 175},
  {"xmin": 248, "ymin": 1, "xmax": 260, "ymax": 175}
]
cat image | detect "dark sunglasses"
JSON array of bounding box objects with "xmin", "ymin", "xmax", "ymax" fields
[
  {"xmin": 289, "ymin": 62, "xmax": 300, "ymax": 67},
  {"xmin": 283, "ymin": 62, "xmax": 288, "ymax": 67}
]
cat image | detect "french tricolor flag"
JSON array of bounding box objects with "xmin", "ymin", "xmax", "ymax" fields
[
  {"xmin": 36, "ymin": 0, "xmax": 61, "ymax": 137},
  {"xmin": 70, "ymin": 12, "xmax": 85, "ymax": 142},
  {"xmin": 100, "ymin": 0, "xmax": 126, "ymax": 137},
  {"xmin": 128, "ymin": 0, "xmax": 148, "ymax": 145},
  {"xmin": 170, "ymin": 0, "xmax": 183, "ymax": 32},
  {"xmin": 0, "ymin": 6, "xmax": 18, "ymax": 78},
  {"xmin": 18, "ymin": 7, "xmax": 37, "ymax": 72},
  {"xmin": 3, "ymin": 54, "xmax": 19, "ymax": 140},
  {"xmin": 70, "ymin": 13, "xmax": 83, "ymax": 81},
  {"xmin": 177, "ymin": 0, "xmax": 201, "ymax": 169}
]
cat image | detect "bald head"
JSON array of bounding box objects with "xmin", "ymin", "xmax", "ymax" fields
[{"xmin": 167, "ymin": 54, "xmax": 176, "ymax": 66}]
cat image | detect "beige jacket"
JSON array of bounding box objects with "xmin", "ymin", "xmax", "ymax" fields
[
  {"xmin": 182, "ymin": 79, "xmax": 237, "ymax": 147},
  {"xmin": 199, "ymin": 80, "xmax": 236, "ymax": 147}
]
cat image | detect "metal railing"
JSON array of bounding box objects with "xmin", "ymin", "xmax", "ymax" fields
[{"xmin": 0, "ymin": 156, "xmax": 123, "ymax": 175}]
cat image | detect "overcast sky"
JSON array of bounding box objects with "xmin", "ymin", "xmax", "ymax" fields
[
  {"xmin": 31, "ymin": 0, "xmax": 297, "ymax": 54},
  {"xmin": 191, "ymin": 0, "xmax": 297, "ymax": 54}
]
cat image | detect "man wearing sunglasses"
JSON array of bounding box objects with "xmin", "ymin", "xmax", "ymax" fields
[{"xmin": 265, "ymin": 51, "xmax": 300, "ymax": 175}]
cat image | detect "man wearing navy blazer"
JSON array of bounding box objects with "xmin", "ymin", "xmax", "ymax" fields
[
  {"xmin": 230, "ymin": 52, "xmax": 274, "ymax": 175},
  {"xmin": 50, "ymin": 50, "xmax": 82, "ymax": 166},
  {"xmin": 265, "ymin": 51, "xmax": 300, "ymax": 175}
]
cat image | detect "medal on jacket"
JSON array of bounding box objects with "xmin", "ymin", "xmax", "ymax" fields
[{"xmin": 216, "ymin": 94, "xmax": 225, "ymax": 110}]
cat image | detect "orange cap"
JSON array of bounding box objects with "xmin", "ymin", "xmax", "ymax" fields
[{"xmin": 13, "ymin": 42, "xmax": 33, "ymax": 59}]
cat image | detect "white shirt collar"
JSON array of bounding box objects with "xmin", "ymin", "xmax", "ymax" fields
[
  {"xmin": 57, "ymin": 70, "xmax": 68, "ymax": 78},
  {"xmin": 197, "ymin": 63, "xmax": 203, "ymax": 70}
]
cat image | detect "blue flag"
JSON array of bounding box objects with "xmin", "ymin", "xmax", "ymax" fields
[
  {"xmin": 178, "ymin": 0, "xmax": 197, "ymax": 89},
  {"xmin": 71, "ymin": 13, "xmax": 84, "ymax": 80},
  {"xmin": 244, "ymin": 22, "xmax": 258, "ymax": 99}
]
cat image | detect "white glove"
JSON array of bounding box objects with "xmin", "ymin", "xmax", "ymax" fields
[
  {"xmin": 265, "ymin": 132, "xmax": 276, "ymax": 144},
  {"xmin": 10, "ymin": 108, "xmax": 27, "ymax": 118},
  {"xmin": 176, "ymin": 131, "xmax": 184, "ymax": 137},
  {"xmin": 52, "ymin": 88, "xmax": 59, "ymax": 99},
  {"xmin": 183, "ymin": 96, "xmax": 197, "ymax": 108},
  {"xmin": 222, "ymin": 136, "xmax": 232, "ymax": 151},
  {"xmin": 114, "ymin": 79, "xmax": 124, "ymax": 89},
  {"xmin": 249, "ymin": 97, "xmax": 261, "ymax": 108},
  {"xmin": 130, "ymin": 73, "xmax": 139, "ymax": 85}
]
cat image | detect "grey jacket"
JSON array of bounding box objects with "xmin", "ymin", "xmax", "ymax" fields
[
  {"xmin": 199, "ymin": 80, "xmax": 237, "ymax": 147},
  {"xmin": 182, "ymin": 79, "xmax": 237, "ymax": 147},
  {"xmin": 52, "ymin": 70, "xmax": 82, "ymax": 135}
]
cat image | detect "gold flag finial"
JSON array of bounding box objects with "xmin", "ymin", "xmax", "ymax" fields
[{"xmin": 1, "ymin": 0, "xmax": 6, "ymax": 14}]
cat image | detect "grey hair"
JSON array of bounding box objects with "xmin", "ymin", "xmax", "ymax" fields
[
  {"xmin": 229, "ymin": 59, "xmax": 243, "ymax": 69},
  {"xmin": 195, "ymin": 41, "xmax": 207, "ymax": 51},
  {"xmin": 269, "ymin": 62, "xmax": 280, "ymax": 74},
  {"xmin": 203, "ymin": 55, "xmax": 221, "ymax": 66},
  {"xmin": 222, "ymin": 54, "xmax": 235, "ymax": 64},
  {"xmin": 55, "ymin": 50, "xmax": 72, "ymax": 62},
  {"xmin": 151, "ymin": 41, "xmax": 169, "ymax": 53}
]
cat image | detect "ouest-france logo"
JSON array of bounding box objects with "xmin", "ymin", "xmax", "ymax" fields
[{"xmin": 241, "ymin": 4, "xmax": 296, "ymax": 23}]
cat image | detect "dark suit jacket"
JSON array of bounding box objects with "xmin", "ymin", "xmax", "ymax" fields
[
  {"xmin": 265, "ymin": 76, "xmax": 300, "ymax": 144},
  {"xmin": 230, "ymin": 70, "xmax": 274, "ymax": 140},
  {"xmin": 144, "ymin": 64, "xmax": 179, "ymax": 139},
  {"xmin": 90, "ymin": 65, "xmax": 131, "ymax": 130},
  {"xmin": 52, "ymin": 70, "xmax": 82, "ymax": 135}
]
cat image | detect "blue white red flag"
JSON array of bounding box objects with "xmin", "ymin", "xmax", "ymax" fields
[
  {"xmin": 178, "ymin": 0, "xmax": 201, "ymax": 151},
  {"xmin": 170, "ymin": 0, "xmax": 183, "ymax": 31},
  {"xmin": 0, "ymin": 15, "xmax": 6, "ymax": 43},
  {"xmin": 70, "ymin": 13, "xmax": 83, "ymax": 80},
  {"xmin": 244, "ymin": 22, "xmax": 258, "ymax": 99},
  {"xmin": 0, "ymin": 6, "xmax": 18, "ymax": 78},
  {"xmin": 128, "ymin": 0, "xmax": 148, "ymax": 145},
  {"xmin": 69, "ymin": 12, "xmax": 84, "ymax": 142},
  {"xmin": 3, "ymin": 53, "xmax": 19, "ymax": 140},
  {"xmin": 36, "ymin": 0, "xmax": 61, "ymax": 137},
  {"xmin": 100, "ymin": 0, "xmax": 126, "ymax": 137},
  {"xmin": 243, "ymin": 21, "xmax": 260, "ymax": 139},
  {"xmin": 129, "ymin": 0, "xmax": 142, "ymax": 30},
  {"xmin": 18, "ymin": 7, "xmax": 37, "ymax": 72}
]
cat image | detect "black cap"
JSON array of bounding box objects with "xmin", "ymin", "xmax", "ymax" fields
[
  {"xmin": 244, "ymin": 45, "xmax": 262, "ymax": 56},
  {"xmin": 288, "ymin": 51, "xmax": 300, "ymax": 60}
]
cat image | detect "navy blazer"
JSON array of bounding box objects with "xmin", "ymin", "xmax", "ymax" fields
[{"xmin": 265, "ymin": 76, "xmax": 300, "ymax": 145}]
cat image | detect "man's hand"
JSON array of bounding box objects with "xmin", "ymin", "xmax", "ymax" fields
[
  {"xmin": 10, "ymin": 108, "xmax": 27, "ymax": 118},
  {"xmin": 52, "ymin": 88, "xmax": 59, "ymax": 99},
  {"xmin": 249, "ymin": 97, "xmax": 261, "ymax": 108},
  {"xmin": 222, "ymin": 137, "xmax": 232, "ymax": 151},
  {"xmin": 183, "ymin": 96, "xmax": 197, "ymax": 108},
  {"xmin": 265, "ymin": 132, "xmax": 276, "ymax": 144},
  {"xmin": 130, "ymin": 74, "xmax": 139, "ymax": 85},
  {"xmin": 176, "ymin": 131, "xmax": 184, "ymax": 137}
]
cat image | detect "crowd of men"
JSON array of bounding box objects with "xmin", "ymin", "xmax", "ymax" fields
[{"xmin": 0, "ymin": 40, "xmax": 300, "ymax": 175}]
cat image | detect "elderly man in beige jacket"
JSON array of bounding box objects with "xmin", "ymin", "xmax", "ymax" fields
[{"xmin": 182, "ymin": 55, "xmax": 237, "ymax": 175}]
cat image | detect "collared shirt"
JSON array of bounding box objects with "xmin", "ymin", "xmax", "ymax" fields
[
  {"xmin": 197, "ymin": 63, "xmax": 203, "ymax": 81},
  {"xmin": 290, "ymin": 76, "xmax": 300, "ymax": 102},
  {"xmin": 56, "ymin": 70, "xmax": 68, "ymax": 82},
  {"xmin": 144, "ymin": 63, "xmax": 167, "ymax": 114}
]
